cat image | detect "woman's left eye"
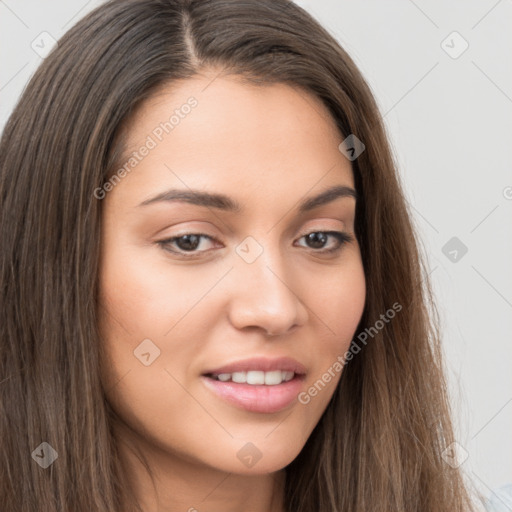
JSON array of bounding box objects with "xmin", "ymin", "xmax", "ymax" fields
[
  {"xmin": 295, "ymin": 231, "xmax": 354, "ymax": 253},
  {"xmin": 157, "ymin": 230, "xmax": 354, "ymax": 258}
]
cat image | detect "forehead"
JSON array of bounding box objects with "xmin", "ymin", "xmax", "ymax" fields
[
  {"xmin": 131, "ymin": 74, "xmax": 339, "ymax": 133},
  {"xmin": 107, "ymin": 74, "xmax": 355, "ymax": 208}
]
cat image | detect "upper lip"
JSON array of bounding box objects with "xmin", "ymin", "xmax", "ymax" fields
[{"xmin": 202, "ymin": 357, "xmax": 307, "ymax": 376}]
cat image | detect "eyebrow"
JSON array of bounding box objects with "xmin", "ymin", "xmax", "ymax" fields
[{"xmin": 138, "ymin": 184, "xmax": 358, "ymax": 213}]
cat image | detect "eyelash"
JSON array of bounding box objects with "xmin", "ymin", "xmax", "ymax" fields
[{"xmin": 157, "ymin": 230, "xmax": 354, "ymax": 258}]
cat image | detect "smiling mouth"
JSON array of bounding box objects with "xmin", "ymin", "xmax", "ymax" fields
[
  {"xmin": 201, "ymin": 371, "xmax": 305, "ymax": 413},
  {"xmin": 204, "ymin": 370, "xmax": 297, "ymax": 386}
]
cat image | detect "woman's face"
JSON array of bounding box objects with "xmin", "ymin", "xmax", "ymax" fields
[{"xmin": 98, "ymin": 72, "xmax": 366, "ymax": 476}]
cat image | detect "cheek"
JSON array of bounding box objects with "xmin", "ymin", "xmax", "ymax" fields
[
  {"xmin": 97, "ymin": 237, "xmax": 233, "ymax": 414},
  {"xmin": 97, "ymin": 237, "xmax": 186, "ymax": 390},
  {"xmin": 97, "ymin": 247, "xmax": 229, "ymax": 459},
  {"xmin": 311, "ymin": 253, "xmax": 366, "ymax": 350},
  {"xmin": 333, "ymin": 261, "xmax": 366, "ymax": 343},
  {"xmin": 98, "ymin": 234, "xmax": 221, "ymax": 345},
  {"xmin": 299, "ymin": 254, "xmax": 366, "ymax": 412}
]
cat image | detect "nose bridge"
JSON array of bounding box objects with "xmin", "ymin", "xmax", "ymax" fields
[{"xmin": 227, "ymin": 234, "xmax": 307, "ymax": 334}]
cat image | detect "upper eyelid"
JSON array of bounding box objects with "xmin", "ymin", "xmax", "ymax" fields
[
  {"xmin": 161, "ymin": 219, "xmax": 349, "ymax": 240},
  {"xmin": 162, "ymin": 228, "xmax": 347, "ymax": 242}
]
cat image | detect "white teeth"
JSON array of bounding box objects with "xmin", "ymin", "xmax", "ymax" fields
[
  {"xmin": 232, "ymin": 371, "xmax": 246, "ymax": 383},
  {"xmin": 264, "ymin": 370, "xmax": 282, "ymax": 385},
  {"xmin": 210, "ymin": 370, "xmax": 296, "ymax": 385},
  {"xmin": 282, "ymin": 371, "xmax": 295, "ymax": 382},
  {"xmin": 247, "ymin": 371, "xmax": 265, "ymax": 385}
]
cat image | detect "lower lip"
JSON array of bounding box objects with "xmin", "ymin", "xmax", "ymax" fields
[{"xmin": 201, "ymin": 375, "xmax": 305, "ymax": 413}]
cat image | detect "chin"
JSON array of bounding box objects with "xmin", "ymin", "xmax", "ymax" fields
[{"xmin": 204, "ymin": 437, "xmax": 305, "ymax": 476}]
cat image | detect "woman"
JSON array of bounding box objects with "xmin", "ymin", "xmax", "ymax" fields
[{"xmin": 0, "ymin": 0, "xmax": 480, "ymax": 510}]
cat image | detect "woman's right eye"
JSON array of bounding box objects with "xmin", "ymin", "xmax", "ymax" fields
[{"xmin": 157, "ymin": 233, "xmax": 217, "ymax": 257}]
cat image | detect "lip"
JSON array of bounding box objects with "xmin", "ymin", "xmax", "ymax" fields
[
  {"xmin": 201, "ymin": 373, "xmax": 305, "ymax": 413},
  {"xmin": 200, "ymin": 356, "xmax": 307, "ymax": 414},
  {"xmin": 201, "ymin": 356, "xmax": 307, "ymax": 376}
]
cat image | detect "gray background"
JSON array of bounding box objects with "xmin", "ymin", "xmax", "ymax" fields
[{"xmin": 1, "ymin": 0, "xmax": 511, "ymax": 503}]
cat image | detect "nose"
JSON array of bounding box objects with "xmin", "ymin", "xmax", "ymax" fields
[{"xmin": 226, "ymin": 243, "xmax": 309, "ymax": 337}]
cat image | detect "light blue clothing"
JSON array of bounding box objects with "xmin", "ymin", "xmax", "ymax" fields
[{"xmin": 484, "ymin": 484, "xmax": 512, "ymax": 512}]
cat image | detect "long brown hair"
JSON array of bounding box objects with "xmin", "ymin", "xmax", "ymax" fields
[{"xmin": 0, "ymin": 0, "xmax": 477, "ymax": 510}]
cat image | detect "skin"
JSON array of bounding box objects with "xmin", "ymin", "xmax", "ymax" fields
[{"xmin": 98, "ymin": 70, "xmax": 366, "ymax": 512}]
